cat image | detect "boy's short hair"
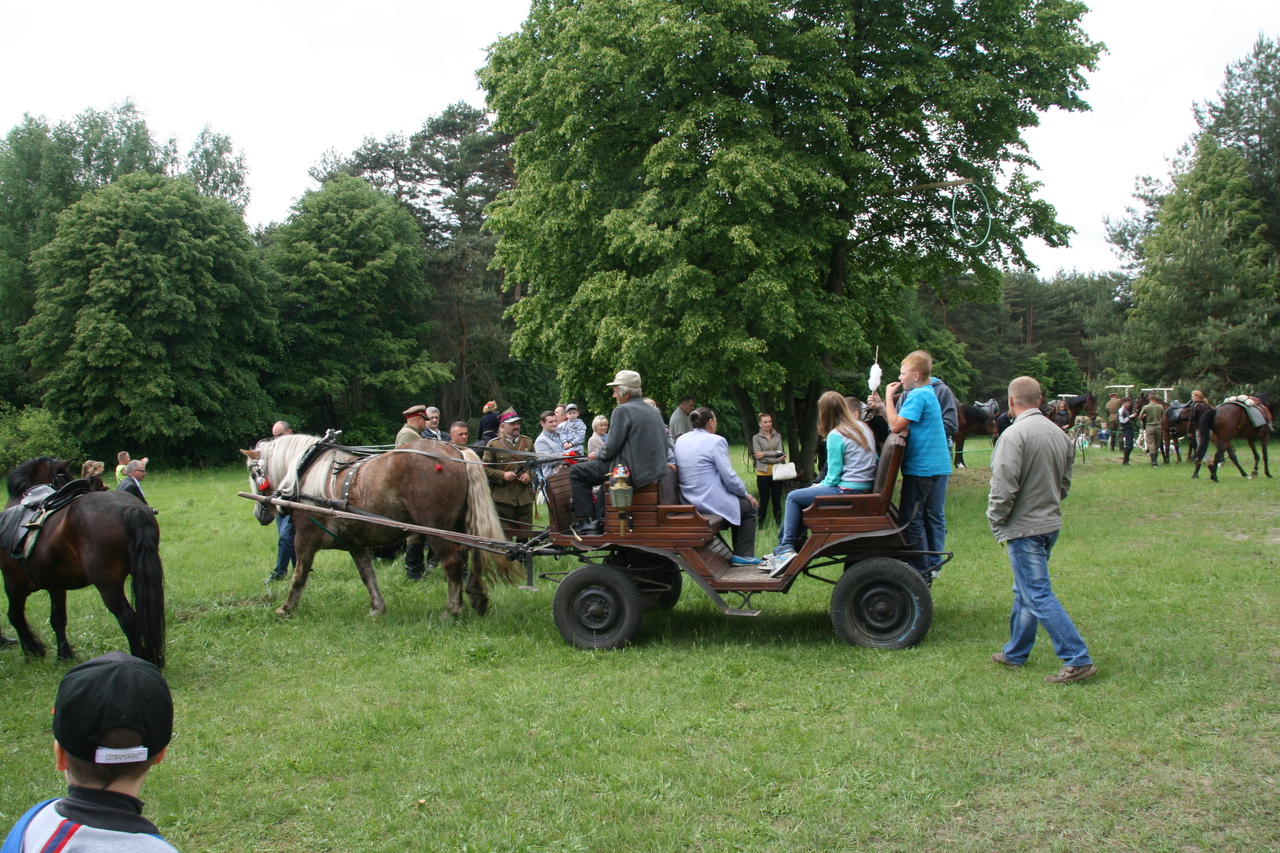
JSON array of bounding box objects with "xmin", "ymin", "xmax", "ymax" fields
[
  {"xmin": 54, "ymin": 652, "xmax": 172, "ymax": 786},
  {"xmin": 117, "ymin": 451, "xmax": 129, "ymax": 463},
  {"xmin": 902, "ymin": 350, "xmax": 932, "ymax": 378}
]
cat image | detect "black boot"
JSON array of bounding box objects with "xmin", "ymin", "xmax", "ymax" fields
[
  {"xmin": 405, "ymin": 538, "xmax": 426, "ymax": 580},
  {"xmin": 1150, "ymin": 451, "xmax": 1159, "ymax": 467},
  {"xmin": 1122, "ymin": 448, "xmax": 1131, "ymax": 465}
]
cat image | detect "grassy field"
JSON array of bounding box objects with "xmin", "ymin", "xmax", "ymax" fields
[{"xmin": 1, "ymin": 447, "xmax": 1277, "ymax": 852}]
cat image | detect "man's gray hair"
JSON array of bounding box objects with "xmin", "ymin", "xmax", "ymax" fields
[
  {"xmin": 125, "ymin": 460, "xmax": 146, "ymax": 475},
  {"xmin": 617, "ymin": 384, "xmax": 642, "ymax": 399}
]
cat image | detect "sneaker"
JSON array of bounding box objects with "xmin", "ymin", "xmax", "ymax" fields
[
  {"xmin": 991, "ymin": 652, "xmax": 1023, "ymax": 669},
  {"xmin": 1045, "ymin": 664, "xmax": 1098, "ymax": 684},
  {"xmin": 730, "ymin": 555, "xmax": 763, "ymax": 566},
  {"xmin": 768, "ymin": 546, "xmax": 796, "ymax": 577},
  {"xmin": 268, "ymin": 570, "xmax": 287, "ymax": 582}
]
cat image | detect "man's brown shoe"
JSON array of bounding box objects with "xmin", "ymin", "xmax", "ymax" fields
[
  {"xmin": 1045, "ymin": 664, "xmax": 1097, "ymax": 684},
  {"xmin": 991, "ymin": 652, "xmax": 1022, "ymax": 668}
]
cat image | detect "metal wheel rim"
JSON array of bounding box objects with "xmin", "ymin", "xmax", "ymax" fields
[
  {"xmin": 856, "ymin": 583, "xmax": 910, "ymax": 633},
  {"xmin": 572, "ymin": 585, "xmax": 621, "ymax": 632}
]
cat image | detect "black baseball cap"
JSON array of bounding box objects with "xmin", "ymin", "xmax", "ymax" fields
[{"xmin": 53, "ymin": 652, "xmax": 173, "ymax": 764}]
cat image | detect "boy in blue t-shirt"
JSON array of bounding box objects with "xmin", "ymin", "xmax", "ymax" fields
[{"xmin": 877, "ymin": 350, "xmax": 952, "ymax": 580}]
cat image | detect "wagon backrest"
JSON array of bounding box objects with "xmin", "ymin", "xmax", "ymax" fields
[{"xmin": 873, "ymin": 432, "xmax": 906, "ymax": 503}]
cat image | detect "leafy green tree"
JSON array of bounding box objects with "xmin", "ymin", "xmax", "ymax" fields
[
  {"xmin": 481, "ymin": 0, "xmax": 1100, "ymax": 469},
  {"xmin": 0, "ymin": 403, "xmax": 83, "ymax": 472},
  {"xmin": 1121, "ymin": 136, "xmax": 1280, "ymax": 393},
  {"xmin": 0, "ymin": 102, "xmax": 249, "ymax": 402},
  {"xmin": 264, "ymin": 173, "xmax": 448, "ymax": 429},
  {"xmin": 22, "ymin": 173, "xmax": 276, "ymax": 459}
]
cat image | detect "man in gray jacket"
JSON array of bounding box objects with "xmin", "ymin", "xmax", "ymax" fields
[
  {"xmin": 988, "ymin": 376, "xmax": 1097, "ymax": 684},
  {"xmin": 569, "ymin": 370, "xmax": 670, "ymax": 536}
]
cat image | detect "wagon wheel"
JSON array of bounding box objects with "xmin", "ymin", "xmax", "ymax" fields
[
  {"xmin": 830, "ymin": 558, "xmax": 933, "ymax": 649},
  {"xmin": 553, "ymin": 565, "xmax": 643, "ymax": 650},
  {"xmin": 609, "ymin": 549, "xmax": 682, "ymax": 611},
  {"xmin": 647, "ymin": 568, "xmax": 683, "ymax": 611}
]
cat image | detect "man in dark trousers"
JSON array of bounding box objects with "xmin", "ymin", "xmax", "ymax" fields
[
  {"xmin": 569, "ymin": 370, "xmax": 670, "ymax": 536},
  {"xmin": 116, "ymin": 460, "xmax": 148, "ymax": 504},
  {"xmin": 988, "ymin": 376, "xmax": 1097, "ymax": 684},
  {"xmin": 267, "ymin": 420, "xmax": 296, "ymax": 581}
]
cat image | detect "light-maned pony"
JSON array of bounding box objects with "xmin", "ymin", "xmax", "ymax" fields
[{"xmin": 243, "ymin": 433, "xmax": 521, "ymax": 618}]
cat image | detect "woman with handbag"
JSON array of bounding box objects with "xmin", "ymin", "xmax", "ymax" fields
[{"xmin": 751, "ymin": 413, "xmax": 789, "ymax": 527}]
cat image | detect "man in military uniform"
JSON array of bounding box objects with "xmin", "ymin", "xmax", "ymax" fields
[
  {"xmin": 397, "ymin": 405, "xmax": 429, "ymax": 579},
  {"xmin": 484, "ymin": 410, "xmax": 535, "ymax": 539},
  {"xmin": 1105, "ymin": 392, "xmax": 1122, "ymax": 450},
  {"xmin": 1140, "ymin": 394, "xmax": 1165, "ymax": 467}
]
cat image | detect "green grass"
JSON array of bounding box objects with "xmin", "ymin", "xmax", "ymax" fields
[{"xmin": 2, "ymin": 450, "xmax": 1277, "ymax": 852}]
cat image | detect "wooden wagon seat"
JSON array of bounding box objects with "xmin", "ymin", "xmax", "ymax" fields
[{"xmin": 801, "ymin": 431, "xmax": 906, "ymax": 534}]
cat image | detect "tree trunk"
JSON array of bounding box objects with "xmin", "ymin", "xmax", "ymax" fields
[{"xmin": 730, "ymin": 383, "xmax": 757, "ymax": 448}]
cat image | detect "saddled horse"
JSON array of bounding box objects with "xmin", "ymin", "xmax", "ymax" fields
[
  {"xmin": 1191, "ymin": 395, "xmax": 1273, "ymax": 481},
  {"xmin": 2, "ymin": 457, "xmax": 165, "ymax": 666},
  {"xmin": 1160, "ymin": 400, "xmax": 1209, "ymax": 463},
  {"xmin": 953, "ymin": 403, "xmax": 999, "ymax": 468},
  {"xmin": 243, "ymin": 433, "xmax": 522, "ymax": 619}
]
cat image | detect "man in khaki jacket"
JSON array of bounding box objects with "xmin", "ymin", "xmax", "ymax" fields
[{"xmin": 988, "ymin": 376, "xmax": 1097, "ymax": 685}]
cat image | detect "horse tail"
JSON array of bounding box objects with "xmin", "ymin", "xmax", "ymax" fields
[
  {"xmin": 124, "ymin": 505, "xmax": 166, "ymax": 668},
  {"xmin": 1193, "ymin": 408, "xmax": 1217, "ymax": 464},
  {"xmin": 460, "ymin": 449, "xmax": 523, "ymax": 585}
]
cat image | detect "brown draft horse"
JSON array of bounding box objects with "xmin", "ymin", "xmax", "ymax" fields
[
  {"xmin": 243, "ymin": 434, "xmax": 522, "ymax": 619},
  {"xmin": 1191, "ymin": 396, "xmax": 1273, "ymax": 481},
  {"xmin": 953, "ymin": 404, "xmax": 999, "ymax": 468},
  {"xmin": 2, "ymin": 457, "xmax": 165, "ymax": 666}
]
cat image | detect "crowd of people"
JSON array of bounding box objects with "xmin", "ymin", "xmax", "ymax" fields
[{"xmin": 253, "ymin": 351, "xmax": 1095, "ymax": 687}]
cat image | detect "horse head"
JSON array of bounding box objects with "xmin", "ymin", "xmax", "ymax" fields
[{"xmin": 7, "ymin": 456, "xmax": 73, "ymax": 499}]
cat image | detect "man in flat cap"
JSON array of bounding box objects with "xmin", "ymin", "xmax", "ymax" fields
[
  {"xmin": 483, "ymin": 410, "xmax": 535, "ymax": 539},
  {"xmin": 396, "ymin": 406, "xmax": 430, "ymax": 579},
  {"xmin": 568, "ymin": 370, "xmax": 671, "ymax": 536}
]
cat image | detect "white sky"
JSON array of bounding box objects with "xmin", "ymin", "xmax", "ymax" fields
[{"xmin": 2, "ymin": 1, "xmax": 1277, "ymax": 277}]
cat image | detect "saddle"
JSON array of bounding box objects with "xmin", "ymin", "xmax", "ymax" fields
[
  {"xmin": 0, "ymin": 479, "xmax": 92, "ymax": 560},
  {"xmin": 1223, "ymin": 397, "xmax": 1273, "ymax": 429}
]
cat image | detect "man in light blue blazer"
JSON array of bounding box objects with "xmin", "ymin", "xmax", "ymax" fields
[{"xmin": 673, "ymin": 407, "xmax": 761, "ymax": 565}]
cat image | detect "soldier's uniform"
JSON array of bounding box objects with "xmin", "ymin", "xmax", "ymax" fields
[
  {"xmin": 484, "ymin": 431, "xmax": 535, "ymax": 539},
  {"xmin": 398, "ymin": 405, "xmax": 429, "ymax": 578}
]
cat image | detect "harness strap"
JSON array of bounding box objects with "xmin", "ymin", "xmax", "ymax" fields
[{"xmin": 306, "ymin": 515, "xmax": 358, "ymax": 549}]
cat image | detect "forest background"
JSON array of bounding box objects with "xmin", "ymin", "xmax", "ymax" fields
[{"xmin": 1, "ymin": 4, "xmax": 1277, "ymax": 477}]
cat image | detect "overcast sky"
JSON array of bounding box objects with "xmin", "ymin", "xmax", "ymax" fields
[{"xmin": 2, "ymin": 1, "xmax": 1277, "ymax": 277}]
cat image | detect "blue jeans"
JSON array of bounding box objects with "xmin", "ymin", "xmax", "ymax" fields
[
  {"xmin": 1002, "ymin": 531, "xmax": 1092, "ymax": 667},
  {"xmin": 899, "ymin": 473, "xmax": 949, "ymax": 572},
  {"xmin": 275, "ymin": 513, "xmax": 296, "ymax": 576},
  {"xmin": 778, "ymin": 485, "xmax": 845, "ymax": 549}
]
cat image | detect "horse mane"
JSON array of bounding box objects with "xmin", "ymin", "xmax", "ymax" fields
[
  {"xmin": 959, "ymin": 404, "xmax": 988, "ymax": 424},
  {"xmin": 261, "ymin": 433, "xmax": 357, "ymax": 499},
  {"xmin": 1062, "ymin": 393, "xmax": 1088, "ymax": 408},
  {"xmin": 8, "ymin": 456, "xmax": 62, "ymax": 498}
]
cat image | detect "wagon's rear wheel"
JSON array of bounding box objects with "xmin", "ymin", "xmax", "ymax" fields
[
  {"xmin": 553, "ymin": 565, "xmax": 643, "ymax": 650},
  {"xmin": 830, "ymin": 558, "xmax": 932, "ymax": 649}
]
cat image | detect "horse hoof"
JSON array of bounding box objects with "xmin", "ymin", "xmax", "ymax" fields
[
  {"xmin": 469, "ymin": 595, "xmax": 490, "ymax": 616},
  {"xmin": 368, "ymin": 608, "xmax": 385, "ymax": 619},
  {"xmin": 439, "ymin": 610, "xmax": 457, "ymax": 621},
  {"xmin": 275, "ymin": 606, "xmax": 292, "ymax": 617},
  {"xmin": 0, "ymin": 637, "xmax": 17, "ymax": 649}
]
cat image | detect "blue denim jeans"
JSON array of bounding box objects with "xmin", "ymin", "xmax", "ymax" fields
[
  {"xmin": 1002, "ymin": 531, "xmax": 1092, "ymax": 667},
  {"xmin": 899, "ymin": 473, "xmax": 949, "ymax": 572},
  {"xmin": 778, "ymin": 485, "xmax": 845, "ymax": 549},
  {"xmin": 275, "ymin": 513, "xmax": 296, "ymax": 576}
]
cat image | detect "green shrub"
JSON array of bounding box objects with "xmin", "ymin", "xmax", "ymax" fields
[{"xmin": 0, "ymin": 403, "xmax": 84, "ymax": 472}]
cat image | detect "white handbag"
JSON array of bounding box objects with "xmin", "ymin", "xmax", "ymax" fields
[{"xmin": 771, "ymin": 461, "xmax": 797, "ymax": 481}]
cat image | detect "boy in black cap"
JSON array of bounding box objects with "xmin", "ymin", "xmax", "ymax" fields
[{"xmin": 3, "ymin": 652, "xmax": 179, "ymax": 852}]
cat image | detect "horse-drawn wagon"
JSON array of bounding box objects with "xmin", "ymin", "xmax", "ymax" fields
[{"xmin": 241, "ymin": 430, "xmax": 947, "ymax": 652}]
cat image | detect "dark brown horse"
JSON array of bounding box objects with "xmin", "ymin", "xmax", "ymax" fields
[
  {"xmin": 243, "ymin": 433, "xmax": 522, "ymax": 619},
  {"xmin": 953, "ymin": 404, "xmax": 999, "ymax": 468},
  {"xmin": 1160, "ymin": 400, "xmax": 1209, "ymax": 463},
  {"xmin": 1191, "ymin": 396, "xmax": 1273, "ymax": 481},
  {"xmin": 2, "ymin": 457, "xmax": 165, "ymax": 666}
]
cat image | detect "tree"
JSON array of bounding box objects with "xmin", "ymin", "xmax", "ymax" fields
[
  {"xmin": 0, "ymin": 102, "xmax": 250, "ymax": 402},
  {"xmin": 1195, "ymin": 34, "xmax": 1280, "ymax": 252},
  {"xmin": 264, "ymin": 173, "xmax": 449, "ymax": 434},
  {"xmin": 481, "ymin": 0, "xmax": 1100, "ymax": 470},
  {"xmin": 22, "ymin": 173, "xmax": 276, "ymax": 459},
  {"xmin": 1120, "ymin": 136, "xmax": 1280, "ymax": 393}
]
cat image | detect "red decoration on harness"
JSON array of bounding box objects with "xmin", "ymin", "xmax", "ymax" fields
[{"xmin": 435, "ymin": 463, "xmax": 443, "ymax": 472}]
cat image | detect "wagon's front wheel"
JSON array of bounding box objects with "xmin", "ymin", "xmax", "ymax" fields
[
  {"xmin": 831, "ymin": 558, "xmax": 933, "ymax": 649},
  {"xmin": 553, "ymin": 565, "xmax": 643, "ymax": 650}
]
